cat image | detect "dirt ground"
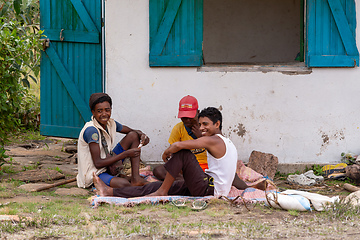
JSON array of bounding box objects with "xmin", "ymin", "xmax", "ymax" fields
[{"xmin": 1, "ymin": 137, "xmax": 360, "ymax": 239}]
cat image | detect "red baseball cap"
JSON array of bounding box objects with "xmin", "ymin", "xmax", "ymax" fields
[{"xmin": 178, "ymin": 95, "xmax": 198, "ymax": 118}]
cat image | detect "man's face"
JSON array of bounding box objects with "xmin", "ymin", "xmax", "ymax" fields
[
  {"xmin": 181, "ymin": 111, "xmax": 199, "ymax": 129},
  {"xmin": 92, "ymin": 101, "xmax": 112, "ymax": 128},
  {"xmin": 181, "ymin": 116, "xmax": 199, "ymax": 129},
  {"xmin": 199, "ymin": 116, "xmax": 219, "ymax": 136}
]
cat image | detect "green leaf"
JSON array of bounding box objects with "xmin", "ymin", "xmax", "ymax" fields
[
  {"xmin": 28, "ymin": 74, "xmax": 37, "ymax": 84},
  {"xmin": 13, "ymin": 0, "xmax": 22, "ymax": 15}
]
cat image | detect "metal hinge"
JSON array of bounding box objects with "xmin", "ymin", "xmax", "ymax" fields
[{"xmin": 41, "ymin": 38, "xmax": 50, "ymax": 51}]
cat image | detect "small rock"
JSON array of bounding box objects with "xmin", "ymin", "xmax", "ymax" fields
[
  {"xmin": 344, "ymin": 190, "xmax": 360, "ymax": 207},
  {"xmin": 65, "ymin": 145, "xmax": 77, "ymax": 154},
  {"xmin": 248, "ymin": 150, "xmax": 278, "ymax": 179},
  {"xmin": 346, "ymin": 164, "xmax": 360, "ymax": 184}
]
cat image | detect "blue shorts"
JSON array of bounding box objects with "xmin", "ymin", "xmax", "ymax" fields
[
  {"xmin": 98, "ymin": 172, "xmax": 114, "ymax": 186},
  {"xmin": 98, "ymin": 143, "xmax": 126, "ymax": 186},
  {"xmin": 112, "ymin": 142, "xmax": 125, "ymax": 157}
]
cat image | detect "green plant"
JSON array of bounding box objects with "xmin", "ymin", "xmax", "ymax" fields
[
  {"xmin": 341, "ymin": 152, "xmax": 357, "ymax": 165},
  {"xmin": 22, "ymin": 162, "xmax": 39, "ymax": 171},
  {"xmin": 311, "ymin": 164, "xmax": 323, "ymax": 175},
  {"xmin": 48, "ymin": 166, "xmax": 62, "ymax": 174},
  {"xmin": 1, "ymin": 1, "xmax": 43, "ymax": 164}
]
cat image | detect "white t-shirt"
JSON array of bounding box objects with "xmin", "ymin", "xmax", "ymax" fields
[{"xmin": 205, "ymin": 134, "xmax": 237, "ymax": 197}]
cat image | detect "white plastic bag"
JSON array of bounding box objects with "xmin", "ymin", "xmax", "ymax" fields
[
  {"xmin": 282, "ymin": 190, "xmax": 339, "ymax": 211},
  {"xmin": 265, "ymin": 192, "xmax": 311, "ymax": 211}
]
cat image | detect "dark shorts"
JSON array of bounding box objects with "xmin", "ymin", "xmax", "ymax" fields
[
  {"xmin": 112, "ymin": 150, "xmax": 214, "ymax": 197},
  {"xmin": 112, "ymin": 143, "xmax": 125, "ymax": 158}
]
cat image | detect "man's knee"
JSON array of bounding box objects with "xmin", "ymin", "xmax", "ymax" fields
[
  {"xmin": 173, "ymin": 149, "xmax": 195, "ymax": 160},
  {"xmin": 126, "ymin": 131, "xmax": 139, "ymax": 141},
  {"xmin": 153, "ymin": 165, "xmax": 166, "ymax": 180}
]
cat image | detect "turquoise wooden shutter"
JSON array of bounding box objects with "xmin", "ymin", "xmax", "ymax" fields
[
  {"xmin": 149, "ymin": 0, "xmax": 203, "ymax": 66},
  {"xmin": 306, "ymin": 0, "xmax": 359, "ymax": 67},
  {"xmin": 40, "ymin": 0, "xmax": 103, "ymax": 138}
]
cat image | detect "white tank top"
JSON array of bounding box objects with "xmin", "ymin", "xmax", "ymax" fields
[{"xmin": 205, "ymin": 134, "xmax": 238, "ymax": 196}]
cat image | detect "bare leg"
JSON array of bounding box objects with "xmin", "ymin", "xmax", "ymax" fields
[
  {"xmin": 232, "ymin": 174, "xmax": 267, "ymax": 191},
  {"xmin": 93, "ymin": 173, "xmax": 114, "ymax": 196},
  {"xmin": 147, "ymin": 172, "xmax": 175, "ymax": 196},
  {"xmin": 119, "ymin": 131, "xmax": 148, "ymax": 186},
  {"xmin": 153, "ymin": 165, "xmax": 167, "ymax": 181},
  {"xmin": 109, "ymin": 176, "xmax": 131, "ymax": 188},
  {"xmin": 251, "ymin": 179, "xmax": 267, "ymax": 191},
  {"xmin": 232, "ymin": 174, "xmax": 249, "ymax": 190}
]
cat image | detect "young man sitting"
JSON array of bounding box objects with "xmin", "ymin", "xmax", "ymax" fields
[
  {"xmin": 77, "ymin": 93, "xmax": 149, "ymax": 189},
  {"xmin": 153, "ymin": 95, "xmax": 207, "ymax": 180},
  {"xmin": 93, "ymin": 107, "xmax": 266, "ymax": 198}
]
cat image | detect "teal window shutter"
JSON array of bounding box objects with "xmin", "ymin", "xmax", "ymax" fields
[
  {"xmin": 149, "ymin": 0, "xmax": 203, "ymax": 66},
  {"xmin": 306, "ymin": 0, "xmax": 359, "ymax": 67}
]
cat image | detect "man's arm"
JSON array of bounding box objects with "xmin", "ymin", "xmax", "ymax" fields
[
  {"xmin": 162, "ymin": 136, "xmax": 225, "ymax": 161},
  {"xmin": 120, "ymin": 125, "xmax": 149, "ymax": 146}
]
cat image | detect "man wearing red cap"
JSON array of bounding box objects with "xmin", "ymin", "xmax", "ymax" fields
[{"xmin": 153, "ymin": 95, "xmax": 208, "ymax": 180}]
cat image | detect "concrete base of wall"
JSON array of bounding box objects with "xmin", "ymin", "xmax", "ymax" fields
[{"xmin": 276, "ymin": 163, "xmax": 328, "ymax": 174}]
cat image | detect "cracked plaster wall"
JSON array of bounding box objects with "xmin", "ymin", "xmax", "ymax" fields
[{"xmin": 104, "ymin": 0, "xmax": 360, "ymax": 164}]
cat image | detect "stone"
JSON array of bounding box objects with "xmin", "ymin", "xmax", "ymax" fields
[
  {"xmin": 346, "ymin": 164, "xmax": 360, "ymax": 184},
  {"xmin": 344, "ymin": 190, "xmax": 360, "ymax": 207},
  {"xmin": 65, "ymin": 145, "xmax": 77, "ymax": 154},
  {"xmin": 54, "ymin": 188, "xmax": 89, "ymax": 196},
  {"xmin": 247, "ymin": 150, "xmax": 278, "ymax": 179},
  {"xmin": 11, "ymin": 169, "xmax": 65, "ymax": 182}
]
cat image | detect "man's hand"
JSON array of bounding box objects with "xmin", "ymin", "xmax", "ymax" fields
[
  {"xmin": 136, "ymin": 130, "xmax": 150, "ymax": 147},
  {"xmin": 162, "ymin": 149, "xmax": 172, "ymax": 163},
  {"xmin": 125, "ymin": 148, "xmax": 141, "ymax": 158},
  {"xmin": 191, "ymin": 123, "xmax": 202, "ymax": 138}
]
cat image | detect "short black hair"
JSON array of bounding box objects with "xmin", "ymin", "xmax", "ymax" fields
[
  {"xmin": 198, "ymin": 107, "xmax": 222, "ymax": 130},
  {"xmin": 89, "ymin": 93, "xmax": 112, "ymax": 111}
]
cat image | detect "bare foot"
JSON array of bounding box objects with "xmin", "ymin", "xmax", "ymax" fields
[
  {"xmin": 251, "ymin": 179, "xmax": 267, "ymax": 191},
  {"xmin": 93, "ymin": 172, "xmax": 114, "ymax": 196},
  {"xmin": 131, "ymin": 176, "xmax": 149, "ymax": 186}
]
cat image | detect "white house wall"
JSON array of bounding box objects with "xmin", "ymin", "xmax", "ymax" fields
[{"xmin": 105, "ymin": 0, "xmax": 360, "ymax": 164}]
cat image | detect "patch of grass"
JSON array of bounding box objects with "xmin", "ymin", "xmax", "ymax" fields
[
  {"xmin": 0, "ymin": 180, "xmax": 26, "ymax": 198},
  {"xmin": 22, "ymin": 162, "xmax": 40, "ymax": 171},
  {"xmin": 321, "ymin": 199, "xmax": 360, "ymax": 221},
  {"xmin": 48, "ymin": 166, "xmax": 63, "ymax": 174},
  {"xmin": 8, "ymin": 130, "xmax": 46, "ymax": 144},
  {"xmin": 0, "ymin": 165, "xmax": 17, "ymax": 174},
  {"xmin": 288, "ymin": 209, "xmax": 299, "ymax": 216},
  {"xmin": 275, "ymin": 171, "xmax": 287, "ymax": 180}
]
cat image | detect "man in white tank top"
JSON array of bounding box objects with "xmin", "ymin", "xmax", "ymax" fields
[{"xmin": 93, "ymin": 107, "xmax": 265, "ymax": 198}]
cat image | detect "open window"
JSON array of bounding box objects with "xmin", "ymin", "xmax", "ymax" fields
[
  {"xmin": 149, "ymin": 0, "xmax": 359, "ymax": 67},
  {"xmin": 203, "ymin": 0, "xmax": 302, "ymax": 64}
]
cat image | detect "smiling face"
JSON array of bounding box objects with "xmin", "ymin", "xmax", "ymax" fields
[
  {"xmin": 199, "ymin": 116, "xmax": 221, "ymax": 136},
  {"xmin": 91, "ymin": 101, "xmax": 112, "ymax": 129},
  {"xmin": 181, "ymin": 111, "xmax": 199, "ymax": 129}
]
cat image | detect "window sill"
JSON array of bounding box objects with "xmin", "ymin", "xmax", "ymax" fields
[{"xmin": 197, "ymin": 62, "xmax": 312, "ymax": 75}]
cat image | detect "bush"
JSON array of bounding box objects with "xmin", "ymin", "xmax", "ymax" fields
[{"xmin": 0, "ymin": 1, "xmax": 42, "ymax": 158}]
